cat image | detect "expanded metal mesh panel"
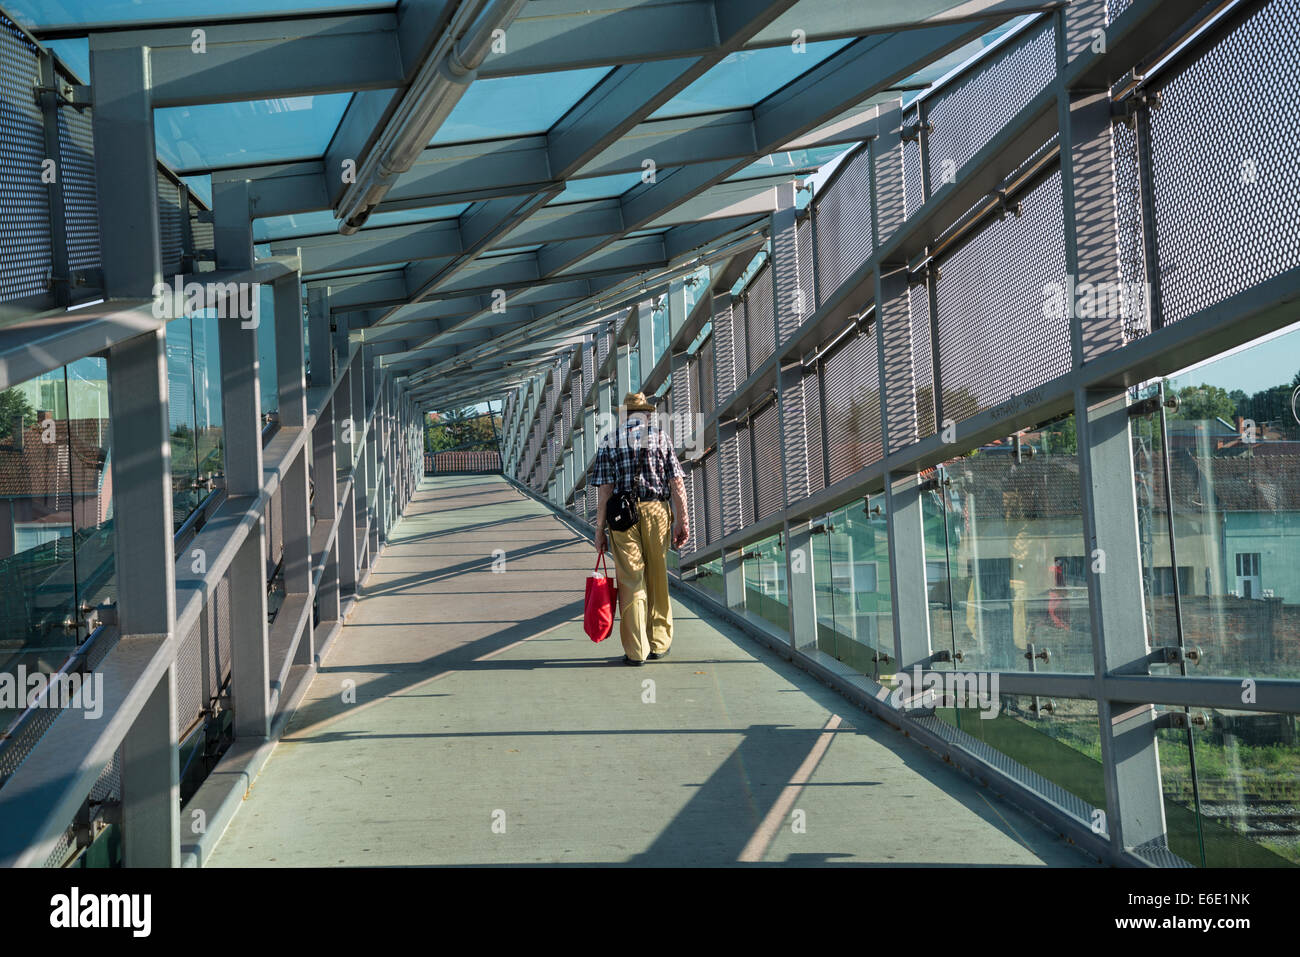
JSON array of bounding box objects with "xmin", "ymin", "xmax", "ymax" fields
[
  {"xmin": 926, "ymin": 23, "xmax": 1056, "ymax": 180},
  {"xmin": 267, "ymin": 485, "xmax": 285, "ymax": 578},
  {"xmin": 213, "ymin": 573, "xmax": 233, "ymax": 700},
  {"xmin": 933, "ymin": 168, "xmax": 1069, "ymax": 419},
  {"xmin": 814, "ymin": 146, "xmax": 873, "ymax": 306},
  {"xmin": 583, "ymin": 341, "xmax": 595, "ymax": 393},
  {"xmin": 822, "ymin": 326, "xmax": 882, "ymax": 485},
  {"xmin": 802, "ymin": 366, "xmax": 825, "ymax": 496},
  {"xmin": 1107, "ymin": 0, "xmax": 1134, "ymax": 22},
  {"xmin": 738, "ymin": 422, "xmax": 756, "ymax": 532},
  {"xmin": 1110, "ymin": 117, "xmax": 1149, "ymax": 341},
  {"xmin": 58, "ymin": 105, "xmax": 99, "ymax": 273},
  {"xmin": 731, "ymin": 298, "xmax": 748, "ymax": 385},
  {"xmin": 904, "ymin": 109, "xmax": 925, "ymax": 220},
  {"xmin": 752, "ymin": 399, "xmax": 782, "ymax": 520},
  {"xmin": 793, "ymin": 213, "xmax": 814, "ymax": 338},
  {"xmin": 712, "ymin": 300, "xmax": 736, "ymax": 406},
  {"xmin": 909, "ymin": 279, "xmax": 937, "ymax": 439},
  {"xmin": 88, "ymin": 744, "xmax": 122, "ymax": 806},
  {"xmin": 158, "ymin": 171, "xmax": 184, "ymax": 277},
  {"xmin": 720, "ymin": 428, "xmax": 744, "ymax": 537},
  {"xmin": 175, "ymin": 614, "xmax": 204, "ymax": 734},
  {"xmin": 745, "ymin": 263, "xmax": 776, "ymax": 369},
  {"xmin": 781, "ymin": 371, "xmax": 808, "ymax": 506},
  {"xmin": 1146, "ymin": 0, "xmax": 1300, "ymax": 325},
  {"xmin": 680, "ymin": 462, "xmax": 700, "ymax": 555},
  {"xmin": 703, "ymin": 450, "xmax": 720, "ymax": 545},
  {"xmin": 190, "ymin": 208, "xmax": 213, "ymax": 259},
  {"xmin": 671, "ymin": 351, "xmax": 694, "ymax": 424},
  {"xmin": 1, "ymin": 16, "xmax": 53, "ymax": 303},
  {"xmin": 698, "ymin": 336, "xmax": 715, "ymax": 415}
]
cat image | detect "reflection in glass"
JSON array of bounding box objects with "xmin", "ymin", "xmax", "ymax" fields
[
  {"xmin": 693, "ymin": 557, "xmax": 724, "ymax": 603},
  {"xmin": 1137, "ymin": 324, "xmax": 1300, "ymax": 680},
  {"xmin": 166, "ymin": 317, "xmax": 201, "ymax": 531},
  {"xmin": 742, "ymin": 533, "xmax": 787, "ymax": 633},
  {"xmin": 258, "ymin": 285, "xmax": 279, "ymax": 424},
  {"xmin": 924, "ymin": 413, "xmax": 1094, "ymax": 675},
  {"xmin": 810, "ymin": 501, "xmax": 893, "ymax": 676},
  {"xmin": 191, "ymin": 313, "xmax": 224, "ymax": 485},
  {"xmin": 66, "ymin": 358, "xmax": 114, "ymax": 615}
]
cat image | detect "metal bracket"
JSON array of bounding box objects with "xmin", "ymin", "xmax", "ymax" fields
[
  {"xmin": 33, "ymin": 81, "xmax": 92, "ymax": 110},
  {"xmin": 1153, "ymin": 710, "xmax": 1208, "ymax": 731},
  {"xmin": 900, "ymin": 119, "xmax": 932, "ymax": 143},
  {"xmin": 1153, "ymin": 644, "xmax": 1204, "ymax": 666}
]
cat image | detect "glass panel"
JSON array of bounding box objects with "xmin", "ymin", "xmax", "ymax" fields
[
  {"xmin": 166, "ymin": 318, "xmax": 201, "ymax": 531},
  {"xmin": 0, "ymin": 370, "xmax": 77, "ymax": 660},
  {"xmin": 939, "ymin": 695, "xmax": 1109, "ymax": 816},
  {"xmin": 258, "ymin": 285, "xmax": 279, "ymax": 424},
  {"xmin": 922, "ymin": 473, "xmax": 959, "ymax": 671},
  {"xmin": 1158, "ymin": 323, "xmax": 1300, "ymax": 680},
  {"xmin": 815, "ymin": 500, "xmax": 893, "ymax": 678},
  {"xmin": 547, "ymin": 172, "xmax": 645, "ymax": 206},
  {"xmin": 191, "ymin": 313, "xmax": 224, "ymax": 485},
  {"xmin": 8, "ymin": 0, "xmax": 388, "ymax": 31},
  {"xmin": 155, "ymin": 95, "xmax": 353, "ymax": 173},
  {"xmin": 935, "ymin": 412, "xmax": 1094, "ymax": 674},
  {"xmin": 253, "ymin": 204, "xmax": 470, "ymax": 241},
  {"xmin": 432, "ymin": 68, "xmax": 612, "ymax": 145},
  {"xmin": 65, "ymin": 357, "xmax": 114, "ymax": 615},
  {"xmin": 742, "ymin": 533, "xmax": 787, "ymax": 633},
  {"xmin": 727, "ymin": 145, "xmax": 853, "ymax": 182},
  {"xmin": 650, "ymin": 41, "xmax": 852, "ymax": 119},
  {"xmin": 693, "ymin": 557, "xmax": 724, "ymax": 602}
]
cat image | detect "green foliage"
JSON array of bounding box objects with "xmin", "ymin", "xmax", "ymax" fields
[
  {"xmin": 0, "ymin": 387, "xmax": 36, "ymax": 442},
  {"xmin": 1170, "ymin": 382, "xmax": 1237, "ymax": 422},
  {"xmin": 425, "ymin": 407, "xmax": 499, "ymax": 454}
]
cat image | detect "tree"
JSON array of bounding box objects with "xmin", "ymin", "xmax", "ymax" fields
[
  {"xmin": 0, "ymin": 387, "xmax": 36, "ymax": 442},
  {"xmin": 1170, "ymin": 382, "xmax": 1236, "ymax": 422},
  {"xmin": 426, "ymin": 407, "xmax": 498, "ymax": 454}
]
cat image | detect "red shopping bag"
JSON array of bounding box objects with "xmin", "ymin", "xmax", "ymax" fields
[{"xmin": 584, "ymin": 549, "xmax": 618, "ymax": 643}]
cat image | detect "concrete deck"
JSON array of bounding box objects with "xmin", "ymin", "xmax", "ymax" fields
[{"xmin": 208, "ymin": 474, "xmax": 1096, "ymax": 866}]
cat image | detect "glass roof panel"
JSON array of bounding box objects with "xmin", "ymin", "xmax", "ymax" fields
[
  {"xmin": 727, "ymin": 144, "xmax": 854, "ymax": 181},
  {"xmin": 5, "ymin": 0, "xmax": 388, "ymax": 32},
  {"xmin": 431, "ymin": 68, "xmax": 612, "ymax": 145},
  {"xmin": 156, "ymin": 94, "xmax": 352, "ymax": 172},
  {"xmin": 253, "ymin": 204, "xmax": 470, "ymax": 241},
  {"xmin": 547, "ymin": 172, "xmax": 645, "ymax": 206},
  {"xmin": 650, "ymin": 40, "xmax": 851, "ymax": 119}
]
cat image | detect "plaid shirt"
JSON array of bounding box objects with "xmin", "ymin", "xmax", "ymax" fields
[{"xmin": 590, "ymin": 415, "xmax": 684, "ymax": 499}]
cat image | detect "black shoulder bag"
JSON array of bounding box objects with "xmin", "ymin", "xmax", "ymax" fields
[{"xmin": 606, "ymin": 438, "xmax": 647, "ymax": 532}]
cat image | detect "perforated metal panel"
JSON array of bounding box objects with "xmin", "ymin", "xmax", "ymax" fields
[
  {"xmin": 933, "ymin": 168, "xmax": 1069, "ymax": 419},
  {"xmin": 1145, "ymin": 0, "xmax": 1300, "ymax": 325},
  {"xmin": 0, "ymin": 16, "xmax": 53, "ymax": 303},
  {"xmin": 745, "ymin": 262, "xmax": 776, "ymax": 369},
  {"xmin": 781, "ymin": 370, "xmax": 808, "ymax": 506},
  {"xmin": 58, "ymin": 105, "xmax": 99, "ymax": 273},
  {"xmin": 822, "ymin": 325, "xmax": 882, "ymax": 485},
  {"xmin": 909, "ymin": 279, "xmax": 937, "ymax": 439},
  {"xmin": 751, "ymin": 398, "xmax": 782, "ymax": 520},
  {"xmin": 926, "ymin": 23, "xmax": 1057, "ymax": 180},
  {"xmin": 814, "ymin": 146, "xmax": 873, "ymax": 305},
  {"xmin": 1110, "ymin": 117, "xmax": 1149, "ymax": 342}
]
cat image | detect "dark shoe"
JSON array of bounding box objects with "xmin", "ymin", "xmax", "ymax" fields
[
  {"xmin": 648, "ymin": 648, "xmax": 670, "ymax": 660},
  {"xmin": 622, "ymin": 655, "xmax": 646, "ymax": 666}
]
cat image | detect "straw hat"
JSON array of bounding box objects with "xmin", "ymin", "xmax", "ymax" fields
[{"xmin": 622, "ymin": 391, "xmax": 655, "ymax": 412}]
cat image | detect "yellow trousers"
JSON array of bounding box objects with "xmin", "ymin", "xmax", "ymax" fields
[{"xmin": 609, "ymin": 499, "xmax": 673, "ymax": 661}]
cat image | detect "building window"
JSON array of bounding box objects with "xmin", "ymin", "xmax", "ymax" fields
[{"xmin": 1234, "ymin": 552, "xmax": 1261, "ymax": 599}]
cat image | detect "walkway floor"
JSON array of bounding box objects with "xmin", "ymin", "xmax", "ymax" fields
[{"xmin": 209, "ymin": 474, "xmax": 1095, "ymax": 866}]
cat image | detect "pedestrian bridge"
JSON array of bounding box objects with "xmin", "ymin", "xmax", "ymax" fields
[
  {"xmin": 0, "ymin": 0, "xmax": 1298, "ymax": 871},
  {"xmin": 204, "ymin": 474, "xmax": 1091, "ymax": 867}
]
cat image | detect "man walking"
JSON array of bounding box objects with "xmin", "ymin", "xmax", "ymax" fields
[{"xmin": 592, "ymin": 392, "xmax": 690, "ymax": 665}]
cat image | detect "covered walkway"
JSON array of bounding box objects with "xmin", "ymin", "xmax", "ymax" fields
[{"xmin": 208, "ymin": 475, "xmax": 1091, "ymax": 867}]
